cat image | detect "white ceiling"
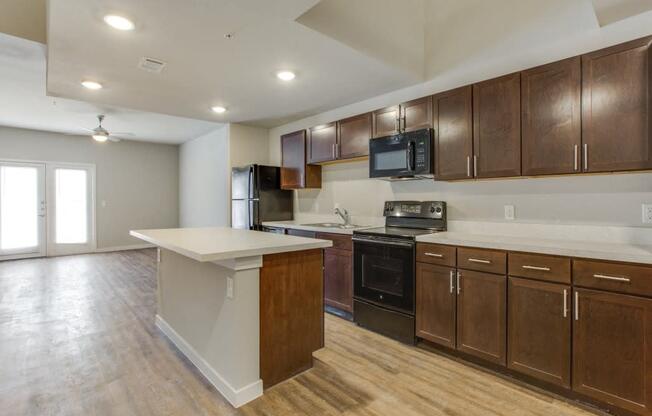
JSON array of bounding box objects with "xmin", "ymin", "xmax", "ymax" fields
[
  {"xmin": 0, "ymin": 33, "xmax": 221, "ymax": 144},
  {"xmin": 45, "ymin": 0, "xmax": 421, "ymax": 128}
]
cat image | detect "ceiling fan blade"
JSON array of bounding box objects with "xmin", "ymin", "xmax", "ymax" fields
[
  {"xmin": 110, "ymin": 132, "xmax": 135, "ymax": 136},
  {"xmin": 108, "ymin": 137, "xmax": 122, "ymax": 142}
]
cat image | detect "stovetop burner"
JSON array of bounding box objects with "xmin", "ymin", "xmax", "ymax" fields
[{"xmin": 354, "ymin": 201, "xmax": 447, "ymax": 239}]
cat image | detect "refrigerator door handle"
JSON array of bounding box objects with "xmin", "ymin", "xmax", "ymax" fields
[{"xmin": 248, "ymin": 165, "xmax": 256, "ymax": 199}]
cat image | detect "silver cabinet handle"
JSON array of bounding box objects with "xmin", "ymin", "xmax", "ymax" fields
[
  {"xmin": 331, "ymin": 143, "xmax": 335, "ymax": 159},
  {"xmin": 593, "ymin": 273, "xmax": 631, "ymax": 283},
  {"xmin": 573, "ymin": 145, "xmax": 579, "ymax": 171},
  {"xmin": 563, "ymin": 289, "xmax": 568, "ymax": 318},
  {"xmin": 522, "ymin": 265, "xmax": 551, "ymax": 271},
  {"xmin": 424, "ymin": 252, "xmax": 443, "ymax": 258},
  {"xmin": 456, "ymin": 271, "xmax": 461, "ymax": 295},
  {"xmin": 473, "ymin": 155, "xmax": 478, "ymax": 176},
  {"xmin": 583, "ymin": 143, "xmax": 588, "ymax": 171},
  {"xmin": 449, "ymin": 270, "xmax": 454, "ymax": 294},
  {"xmin": 466, "ymin": 156, "xmax": 471, "ymax": 177},
  {"xmin": 574, "ymin": 291, "xmax": 579, "ymax": 321},
  {"xmin": 468, "ymin": 258, "xmax": 491, "ymax": 264}
]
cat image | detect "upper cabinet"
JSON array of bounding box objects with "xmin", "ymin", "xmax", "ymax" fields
[
  {"xmin": 522, "ymin": 57, "xmax": 582, "ymax": 176},
  {"xmin": 473, "ymin": 73, "xmax": 522, "ymax": 178},
  {"xmin": 308, "ymin": 122, "xmax": 338, "ymax": 164},
  {"xmin": 280, "ymin": 130, "xmax": 321, "ymax": 189},
  {"xmin": 582, "ymin": 36, "xmax": 652, "ymax": 173},
  {"xmin": 372, "ymin": 97, "xmax": 432, "ymax": 138},
  {"xmin": 338, "ymin": 113, "xmax": 372, "ymax": 159},
  {"xmin": 433, "ymin": 86, "xmax": 474, "ymax": 180}
]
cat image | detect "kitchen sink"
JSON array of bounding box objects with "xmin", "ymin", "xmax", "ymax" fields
[{"xmin": 302, "ymin": 222, "xmax": 366, "ymax": 229}]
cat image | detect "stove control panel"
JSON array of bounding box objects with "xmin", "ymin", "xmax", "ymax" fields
[{"xmin": 383, "ymin": 201, "xmax": 446, "ymax": 219}]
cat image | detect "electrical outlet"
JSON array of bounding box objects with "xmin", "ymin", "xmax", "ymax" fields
[
  {"xmin": 504, "ymin": 205, "xmax": 515, "ymax": 221},
  {"xmin": 643, "ymin": 204, "xmax": 652, "ymax": 224},
  {"xmin": 226, "ymin": 277, "xmax": 234, "ymax": 299}
]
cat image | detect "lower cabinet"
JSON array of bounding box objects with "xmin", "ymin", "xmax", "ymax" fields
[
  {"xmin": 416, "ymin": 263, "xmax": 456, "ymax": 349},
  {"xmin": 573, "ymin": 288, "xmax": 652, "ymax": 415},
  {"xmin": 456, "ymin": 269, "xmax": 507, "ymax": 365},
  {"xmin": 323, "ymin": 247, "xmax": 353, "ymax": 313},
  {"xmin": 507, "ymin": 277, "xmax": 571, "ymax": 388}
]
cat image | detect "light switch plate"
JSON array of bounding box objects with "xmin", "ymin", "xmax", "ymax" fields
[
  {"xmin": 226, "ymin": 277, "xmax": 234, "ymax": 299},
  {"xmin": 504, "ymin": 205, "xmax": 515, "ymax": 221},
  {"xmin": 642, "ymin": 204, "xmax": 652, "ymax": 224}
]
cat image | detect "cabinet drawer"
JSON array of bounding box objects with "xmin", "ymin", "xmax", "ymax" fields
[
  {"xmin": 458, "ymin": 247, "xmax": 506, "ymax": 274},
  {"xmin": 573, "ymin": 259, "xmax": 652, "ymax": 297},
  {"xmin": 315, "ymin": 232, "xmax": 352, "ymax": 251},
  {"xmin": 508, "ymin": 252, "xmax": 571, "ymax": 284},
  {"xmin": 416, "ymin": 243, "xmax": 456, "ymax": 267}
]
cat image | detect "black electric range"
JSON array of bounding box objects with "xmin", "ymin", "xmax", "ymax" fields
[{"xmin": 352, "ymin": 201, "xmax": 446, "ymax": 344}]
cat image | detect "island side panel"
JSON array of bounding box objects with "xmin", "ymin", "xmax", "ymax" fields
[
  {"xmin": 157, "ymin": 248, "xmax": 262, "ymax": 404},
  {"xmin": 260, "ymin": 249, "xmax": 324, "ymax": 388}
]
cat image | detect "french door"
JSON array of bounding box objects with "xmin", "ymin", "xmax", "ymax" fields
[
  {"xmin": 0, "ymin": 160, "xmax": 95, "ymax": 260},
  {"xmin": 0, "ymin": 162, "xmax": 47, "ymax": 260}
]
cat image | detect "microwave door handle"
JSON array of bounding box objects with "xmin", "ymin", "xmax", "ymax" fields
[{"xmin": 406, "ymin": 141, "xmax": 415, "ymax": 171}]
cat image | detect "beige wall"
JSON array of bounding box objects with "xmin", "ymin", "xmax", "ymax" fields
[{"xmin": 0, "ymin": 126, "xmax": 179, "ymax": 249}]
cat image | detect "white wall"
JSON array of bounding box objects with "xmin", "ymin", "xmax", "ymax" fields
[
  {"xmin": 269, "ymin": 12, "xmax": 652, "ymax": 229},
  {"xmin": 179, "ymin": 126, "xmax": 230, "ymax": 227},
  {"xmin": 0, "ymin": 126, "xmax": 179, "ymax": 249}
]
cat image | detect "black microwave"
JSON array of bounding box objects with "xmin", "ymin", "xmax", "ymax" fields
[{"xmin": 369, "ymin": 128, "xmax": 433, "ymax": 180}]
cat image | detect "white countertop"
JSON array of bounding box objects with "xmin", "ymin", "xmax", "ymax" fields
[
  {"xmin": 416, "ymin": 232, "xmax": 652, "ymax": 265},
  {"xmin": 130, "ymin": 227, "xmax": 332, "ymax": 262},
  {"xmin": 262, "ymin": 220, "xmax": 375, "ymax": 235}
]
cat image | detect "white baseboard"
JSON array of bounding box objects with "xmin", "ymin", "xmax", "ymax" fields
[
  {"xmin": 95, "ymin": 243, "xmax": 154, "ymax": 253},
  {"xmin": 155, "ymin": 315, "xmax": 263, "ymax": 408}
]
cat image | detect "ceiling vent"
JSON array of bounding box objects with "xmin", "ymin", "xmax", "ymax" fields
[{"xmin": 138, "ymin": 57, "xmax": 166, "ymax": 73}]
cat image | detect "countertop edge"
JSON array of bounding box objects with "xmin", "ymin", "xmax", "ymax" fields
[{"xmin": 261, "ymin": 221, "xmax": 375, "ymax": 235}]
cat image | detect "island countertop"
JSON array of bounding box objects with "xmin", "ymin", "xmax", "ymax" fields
[{"xmin": 130, "ymin": 227, "xmax": 332, "ymax": 262}]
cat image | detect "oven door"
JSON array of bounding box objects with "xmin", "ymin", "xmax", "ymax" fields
[{"xmin": 353, "ymin": 235, "xmax": 415, "ymax": 314}]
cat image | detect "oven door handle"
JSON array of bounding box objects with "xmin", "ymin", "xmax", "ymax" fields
[{"xmin": 352, "ymin": 236, "xmax": 414, "ymax": 248}]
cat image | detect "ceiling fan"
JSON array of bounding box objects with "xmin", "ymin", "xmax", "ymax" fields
[{"xmin": 80, "ymin": 115, "xmax": 134, "ymax": 142}]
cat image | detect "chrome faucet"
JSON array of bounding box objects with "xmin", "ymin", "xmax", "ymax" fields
[{"xmin": 334, "ymin": 207, "xmax": 351, "ymax": 226}]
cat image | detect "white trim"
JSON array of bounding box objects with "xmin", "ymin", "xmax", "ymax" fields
[
  {"xmin": 155, "ymin": 315, "xmax": 263, "ymax": 408},
  {"xmin": 95, "ymin": 243, "xmax": 154, "ymax": 253}
]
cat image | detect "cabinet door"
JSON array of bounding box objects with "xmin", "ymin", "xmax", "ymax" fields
[
  {"xmin": 573, "ymin": 288, "xmax": 652, "ymax": 415},
  {"xmin": 338, "ymin": 113, "xmax": 371, "ymax": 159},
  {"xmin": 582, "ymin": 36, "xmax": 652, "ymax": 173},
  {"xmin": 522, "ymin": 57, "xmax": 581, "ymax": 175},
  {"xmin": 308, "ymin": 123, "xmax": 338, "ymax": 164},
  {"xmin": 456, "ymin": 269, "xmax": 506, "ymax": 365},
  {"xmin": 433, "ymin": 86, "xmax": 474, "ymax": 180},
  {"xmin": 416, "ymin": 263, "xmax": 456, "ymax": 348},
  {"xmin": 372, "ymin": 105, "xmax": 400, "ymax": 138},
  {"xmin": 473, "ymin": 73, "xmax": 522, "ymax": 178},
  {"xmin": 280, "ymin": 130, "xmax": 321, "ymax": 190},
  {"xmin": 508, "ymin": 278, "xmax": 571, "ymax": 388},
  {"xmin": 401, "ymin": 96, "xmax": 432, "ymax": 133},
  {"xmin": 323, "ymin": 248, "xmax": 353, "ymax": 313}
]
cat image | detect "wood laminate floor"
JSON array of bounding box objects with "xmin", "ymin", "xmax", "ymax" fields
[{"xmin": 0, "ymin": 250, "xmax": 600, "ymax": 416}]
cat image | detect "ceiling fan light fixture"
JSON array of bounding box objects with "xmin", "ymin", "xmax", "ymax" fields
[
  {"xmin": 211, "ymin": 106, "xmax": 227, "ymax": 114},
  {"xmin": 92, "ymin": 133, "xmax": 108, "ymax": 142},
  {"xmin": 81, "ymin": 80, "xmax": 103, "ymax": 90},
  {"xmin": 103, "ymin": 14, "xmax": 135, "ymax": 31}
]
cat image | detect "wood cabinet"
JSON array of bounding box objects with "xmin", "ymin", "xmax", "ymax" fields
[
  {"xmin": 573, "ymin": 288, "xmax": 652, "ymax": 415},
  {"xmin": 473, "ymin": 73, "xmax": 522, "ymax": 178},
  {"xmin": 508, "ymin": 277, "xmax": 571, "ymax": 388},
  {"xmin": 338, "ymin": 113, "xmax": 371, "ymax": 159},
  {"xmin": 316, "ymin": 233, "xmax": 353, "ymax": 314},
  {"xmin": 280, "ymin": 130, "xmax": 321, "ymax": 189},
  {"xmin": 582, "ymin": 36, "xmax": 652, "ymax": 173},
  {"xmin": 308, "ymin": 122, "xmax": 338, "ymax": 164},
  {"xmin": 433, "ymin": 86, "xmax": 474, "ymax": 180},
  {"xmin": 416, "ymin": 263, "xmax": 456, "ymax": 348},
  {"xmin": 456, "ymin": 269, "xmax": 507, "ymax": 365},
  {"xmin": 372, "ymin": 105, "xmax": 400, "ymax": 138},
  {"xmin": 521, "ymin": 57, "xmax": 582, "ymax": 176}
]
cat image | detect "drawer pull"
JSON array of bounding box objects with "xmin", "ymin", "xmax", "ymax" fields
[
  {"xmin": 522, "ymin": 265, "xmax": 551, "ymax": 271},
  {"xmin": 468, "ymin": 258, "xmax": 491, "ymax": 264},
  {"xmin": 593, "ymin": 273, "xmax": 631, "ymax": 283},
  {"xmin": 424, "ymin": 252, "xmax": 444, "ymax": 258}
]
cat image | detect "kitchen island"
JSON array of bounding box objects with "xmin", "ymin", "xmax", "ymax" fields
[{"xmin": 129, "ymin": 227, "xmax": 332, "ymax": 407}]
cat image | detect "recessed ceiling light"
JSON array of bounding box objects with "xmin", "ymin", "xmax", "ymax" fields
[
  {"xmin": 103, "ymin": 15, "xmax": 135, "ymax": 31},
  {"xmin": 276, "ymin": 71, "xmax": 296, "ymax": 81},
  {"xmin": 81, "ymin": 80, "xmax": 103, "ymax": 90},
  {"xmin": 211, "ymin": 106, "xmax": 227, "ymax": 114}
]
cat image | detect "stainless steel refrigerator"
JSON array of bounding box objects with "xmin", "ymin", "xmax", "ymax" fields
[{"xmin": 231, "ymin": 165, "xmax": 293, "ymax": 230}]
